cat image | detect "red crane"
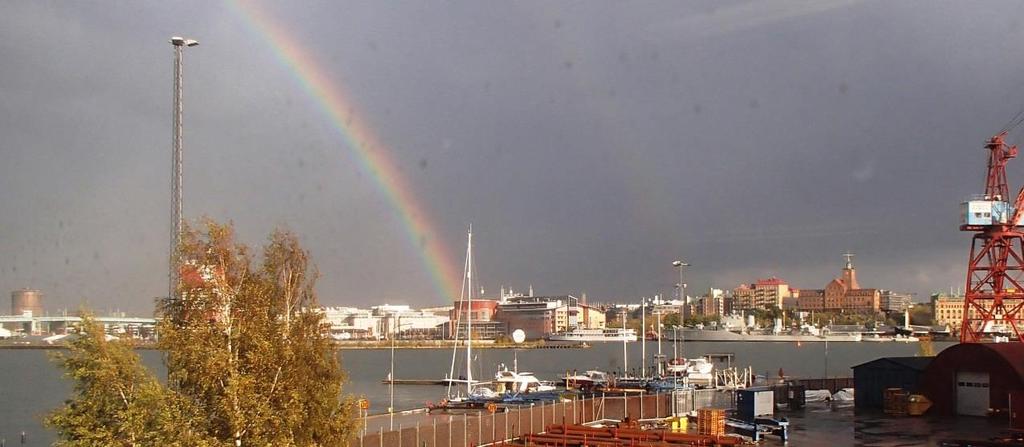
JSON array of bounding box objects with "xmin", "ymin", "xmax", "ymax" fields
[{"xmin": 961, "ymin": 132, "xmax": 1024, "ymax": 342}]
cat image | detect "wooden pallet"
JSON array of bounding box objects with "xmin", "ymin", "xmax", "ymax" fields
[{"xmin": 697, "ymin": 409, "xmax": 726, "ymax": 436}]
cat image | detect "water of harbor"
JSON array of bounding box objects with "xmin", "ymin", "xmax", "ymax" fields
[{"xmin": 0, "ymin": 340, "xmax": 951, "ymax": 445}]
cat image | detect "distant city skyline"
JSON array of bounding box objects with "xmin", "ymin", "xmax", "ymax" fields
[{"xmin": 2, "ymin": 1, "xmax": 1022, "ymax": 313}]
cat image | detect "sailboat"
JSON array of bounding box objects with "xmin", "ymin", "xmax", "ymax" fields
[{"xmin": 431, "ymin": 226, "xmax": 495, "ymax": 412}]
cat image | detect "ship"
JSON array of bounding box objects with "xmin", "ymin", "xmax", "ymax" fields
[
  {"xmin": 673, "ymin": 327, "xmax": 862, "ymax": 342},
  {"xmin": 547, "ymin": 327, "xmax": 638, "ymax": 342}
]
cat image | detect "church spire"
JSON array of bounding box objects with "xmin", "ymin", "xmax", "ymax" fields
[{"xmin": 841, "ymin": 252, "xmax": 859, "ymax": 289}]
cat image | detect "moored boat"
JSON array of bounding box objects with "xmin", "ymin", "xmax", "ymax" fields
[
  {"xmin": 562, "ymin": 369, "xmax": 610, "ymax": 389},
  {"xmin": 493, "ymin": 364, "xmax": 558, "ymax": 393}
]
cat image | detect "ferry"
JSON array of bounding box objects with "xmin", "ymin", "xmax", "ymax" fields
[{"xmin": 547, "ymin": 328, "xmax": 638, "ymax": 342}]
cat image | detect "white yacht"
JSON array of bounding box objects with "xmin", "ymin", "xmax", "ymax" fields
[
  {"xmin": 664, "ymin": 357, "xmax": 715, "ymax": 387},
  {"xmin": 493, "ymin": 365, "xmax": 558, "ymax": 393}
]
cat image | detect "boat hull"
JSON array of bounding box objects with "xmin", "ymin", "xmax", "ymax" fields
[{"xmin": 675, "ymin": 329, "xmax": 862, "ymax": 342}]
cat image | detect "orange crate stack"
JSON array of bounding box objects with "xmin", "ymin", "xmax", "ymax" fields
[{"xmin": 697, "ymin": 408, "xmax": 726, "ymax": 436}]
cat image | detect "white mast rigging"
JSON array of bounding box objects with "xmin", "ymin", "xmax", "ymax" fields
[{"xmin": 465, "ymin": 225, "xmax": 473, "ymax": 393}]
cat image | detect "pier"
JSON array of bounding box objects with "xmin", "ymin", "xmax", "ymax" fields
[
  {"xmin": 357, "ymin": 390, "xmax": 733, "ymax": 447},
  {"xmin": 380, "ymin": 379, "xmax": 450, "ymax": 386},
  {"xmin": 357, "ymin": 374, "xmax": 860, "ymax": 447}
]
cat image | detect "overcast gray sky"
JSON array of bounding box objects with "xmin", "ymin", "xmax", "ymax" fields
[{"xmin": 3, "ymin": 0, "xmax": 1024, "ymax": 314}]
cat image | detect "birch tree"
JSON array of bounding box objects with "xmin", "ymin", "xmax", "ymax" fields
[
  {"xmin": 49, "ymin": 220, "xmax": 356, "ymax": 446},
  {"xmin": 46, "ymin": 316, "xmax": 213, "ymax": 446},
  {"xmin": 157, "ymin": 220, "xmax": 356, "ymax": 446}
]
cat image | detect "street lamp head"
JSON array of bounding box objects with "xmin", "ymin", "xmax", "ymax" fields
[
  {"xmin": 672, "ymin": 260, "xmax": 690, "ymax": 267},
  {"xmin": 170, "ymin": 36, "xmax": 199, "ymax": 47}
]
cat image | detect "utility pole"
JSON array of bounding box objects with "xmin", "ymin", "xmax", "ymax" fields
[
  {"xmin": 672, "ymin": 260, "xmax": 690, "ymax": 321},
  {"xmin": 656, "ymin": 308, "xmax": 663, "ymax": 376},
  {"xmin": 620, "ymin": 309, "xmax": 628, "ymax": 377},
  {"xmin": 169, "ymin": 36, "xmax": 198, "ymax": 300}
]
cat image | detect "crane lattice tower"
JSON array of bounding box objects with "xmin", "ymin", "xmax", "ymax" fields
[{"xmin": 961, "ymin": 132, "xmax": 1024, "ymax": 342}]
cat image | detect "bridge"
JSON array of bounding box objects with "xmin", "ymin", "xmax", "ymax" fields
[{"xmin": 0, "ymin": 314, "xmax": 157, "ymax": 336}]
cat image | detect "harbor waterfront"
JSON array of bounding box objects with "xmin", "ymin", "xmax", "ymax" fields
[{"xmin": 0, "ymin": 340, "xmax": 950, "ymax": 445}]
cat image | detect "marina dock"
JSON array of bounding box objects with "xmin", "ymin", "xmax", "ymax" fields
[
  {"xmin": 381, "ymin": 379, "xmax": 449, "ymax": 385},
  {"xmin": 380, "ymin": 379, "xmax": 495, "ymax": 386}
]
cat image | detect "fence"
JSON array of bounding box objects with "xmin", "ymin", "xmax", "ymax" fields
[
  {"xmin": 791, "ymin": 377, "xmax": 853, "ymax": 394},
  {"xmin": 358, "ymin": 392, "xmax": 682, "ymax": 447},
  {"xmin": 672, "ymin": 388, "xmax": 736, "ymax": 416}
]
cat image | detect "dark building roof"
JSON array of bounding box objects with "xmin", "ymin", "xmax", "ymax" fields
[
  {"xmin": 922, "ymin": 343, "xmax": 1024, "ymax": 379},
  {"xmin": 852, "ymin": 356, "xmax": 933, "ymax": 371},
  {"xmin": 971, "ymin": 343, "xmax": 1024, "ymax": 380}
]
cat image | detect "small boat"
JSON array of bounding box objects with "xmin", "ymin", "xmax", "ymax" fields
[
  {"xmin": 428, "ymin": 396, "xmax": 496, "ymax": 413},
  {"xmin": 562, "ymin": 370, "xmax": 610, "ymax": 389},
  {"xmin": 664, "ymin": 357, "xmax": 715, "ymax": 387}
]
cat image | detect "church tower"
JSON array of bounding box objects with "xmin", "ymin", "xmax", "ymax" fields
[{"xmin": 842, "ymin": 252, "xmax": 860, "ymax": 289}]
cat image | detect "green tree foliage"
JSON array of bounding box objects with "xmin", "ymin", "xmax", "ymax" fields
[
  {"xmin": 660, "ymin": 312, "xmax": 681, "ymax": 328},
  {"xmin": 46, "ymin": 315, "xmax": 213, "ymax": 446},
  {"xmin": 683, "ymin": 314, "xmax": 721, "ymax": 328},
  {"xmin": 908, "ymin": 305, "xmax": 935, "ymax": 326},
  {"xmin": 750, "ymin": 308, "xmax": 784, "ymax": 327},
  {"xmin": 49, "ymin": 220, "xmax": 356, "ymax": 446},
  {"xmin": 804, "ymin": 310, "xmax": 879, "ymax": 327}
]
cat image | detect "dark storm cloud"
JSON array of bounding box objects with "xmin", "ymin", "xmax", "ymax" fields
[{"xmin": 2, "ymin": 1, "xmax": 1024, "ymax": 313}]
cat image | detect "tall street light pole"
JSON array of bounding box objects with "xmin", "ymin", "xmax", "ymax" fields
[
  {"xmin": 672, "ymin": 260, "xmax": 690, "ymax": 321},
  {"xmin": 620, "ymin": 309, "xmax": 629, "ymax": 377},
  {"xmin": 641, "ymin": 298, "xmax": 646, "ymax": 379},
  {"xmin": 389, "ymin": 321, "xmax": 412, "ymax": 430},
  {"xmin": 169, "ymin": 36, "xmax": 198, "ymax": 300}
]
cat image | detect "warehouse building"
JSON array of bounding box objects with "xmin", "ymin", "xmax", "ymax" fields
[
  {"xmin": 919, "ymin": 343, "xmax": 1024, "ymax": 421},
  {"xmin": 852, "ymin": 357, "xmax": 933, "ymax": 409}
]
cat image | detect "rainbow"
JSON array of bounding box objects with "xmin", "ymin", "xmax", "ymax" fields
[{"xmin": 228, "ymin": 0, "xmax": 462, "ymax": 302}]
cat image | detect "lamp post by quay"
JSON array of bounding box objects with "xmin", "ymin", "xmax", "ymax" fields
[
  {"xmin": 389, "ymin": 321, "xmax": 414, "ymax": 430},
  {"xmin": 672, "ymin": 260, "xmax": 690, "ymax": 320},
  {"xmin": 169, "ymin": 36, "xmax": 198, "ymax": 301}
]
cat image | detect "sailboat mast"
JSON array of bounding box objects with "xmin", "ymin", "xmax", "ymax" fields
[
  {"xmin": 641, "ymin": 299, "xmax": 646, "ymax": 379},
  {"xmin": 465, "ymin": 226, "xmax": 473, "ymax": 393}
]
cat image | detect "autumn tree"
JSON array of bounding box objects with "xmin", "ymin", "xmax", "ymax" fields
[
  {"xmin": 46, "ymin": 315, "xmax": 213, "ymax": 446},
  {"xmin": 50, "ymin": 220, "xmax": 356, "ymax": 446},
  {"xmin": 158, "ymin": 220, "xmax": 356, "ymax": 445}
]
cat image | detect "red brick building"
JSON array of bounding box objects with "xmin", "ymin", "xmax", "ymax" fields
[{"xmin": 800, "ymin": 254, "xmax": 880, "ymax": 313}]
